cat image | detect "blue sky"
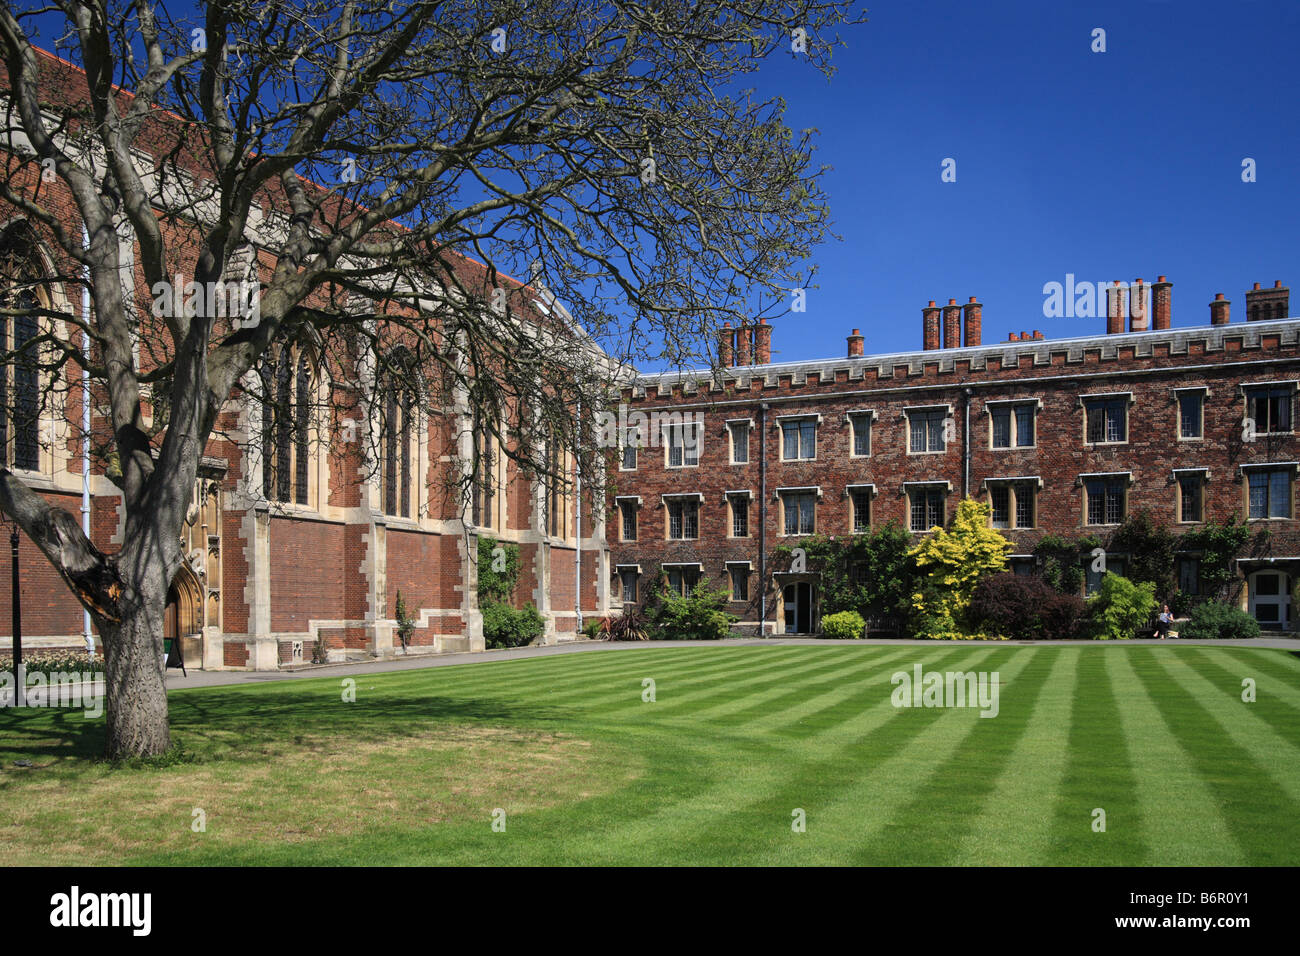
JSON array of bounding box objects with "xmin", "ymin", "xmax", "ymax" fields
[{"xmin": 754, "ymin": 0, "xmax": 1300, "ymax": 361}]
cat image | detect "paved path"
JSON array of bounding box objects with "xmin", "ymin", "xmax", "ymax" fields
[{"xmin": 166, "ymin": 635, "xmax": 1300, "ymax": 691}]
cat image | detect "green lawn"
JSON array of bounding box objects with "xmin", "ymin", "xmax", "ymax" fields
[{"xmin": 2, "ymin": 644, "xmax": 1298, "ymax": 865}]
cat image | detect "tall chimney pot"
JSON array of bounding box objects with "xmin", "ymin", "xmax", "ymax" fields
[
  {"xmin": 1210, "ymin": 293, "xmax": 1230, "ymax": 326},
  {"xmin": 942, "ymin": 299, "xmax": 962, "ymax": 349},
  {"xmin": 962, "ymin": 296, "xmax": 982, "ymax": 347},
  {"xmin": 922, "ymin": 300, "xmax": 941, "ymax": 350}
]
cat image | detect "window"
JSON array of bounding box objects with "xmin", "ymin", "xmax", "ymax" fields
[
  {"xmin": 992, "ymin": 403, "xmax": 1036, "ymax": 449},
  {"xmin": 1245, "ymin": 386, "xmax": 1293, "ymax": 435},
  {"xmin": 377, "ymin": 356, "xmax": 418, "ymax": 518},
  {"xmin": 0, "ymin": 223, "xmax": 46, "ymax": 472},
  {"xmin": 1178, "ymin": 392, "xmax": 1204, "ymax": 439},
  {"xmin": 909, "ymin": 486, "xmax": 945, "ymax": 532},
  {"xmin": 728, "ymin": 566, "xmax": 749, "ymax": 602},
  {"xmin": 619, "ymin": 500, "xmax": 638, "ymax": 541},
  {"xmin": 1085, "ymin": 398, "xmax": 1127, "ymax": 444},
  {"xmin": 991, "ymin": 409, "xmax": 1011, "ymax": 450},
  {"xmin": 849, "ymin": 413, "xmax": 871, "ymax": 457},
  {"xmin": 1178, "ymin": 474, "xmax": 1204, "ymax": 523},
  {"xmin": 667, "ymin": 498, "xmax": 700, "ymax": 539},
  {"xmin": 1010, "ymin": 557, "xmax": 1035, "ymax": 577},
  {"xmin": 1178, "ymin": 557, "xmax": 1200, "ymax": 596},
  {"xmin": 730, "ymin": 494, "xmax": 749, "ymax": 538},
  {"xmin": 621, "ymin": 444, "xmax": 637, "ymax": 470},
  {"xmin": 544, "ymin": 438, "xmax": 570, "ymax": 538},
  {"xmin": 851, "ymin": 489, "xmax": 871, "ymax": 532},
  {"xmin": 781, "ymin": 419, "xmax": 817, "ymax": 460},
  {"xmin": 782, "ymin": 492, "xmax": 816, "ymax": 536},
  {"xmin": 1085, "ymin": 478, "xmax": 1126, "ymax": 525},
  {"xmin": 988, "ymin": 481, "xmax": 1035, "ymax": 529},
  {"xmin": 729, "ymin": 422, "xmax": 750, "ymax": 464},
  {"xmin": 990, "ymin": 485, "xmax": 1010, "ymax": 528},
  {"xmin": 260, "ymin": 346, "xmax": 316, "ymax": 506},
  {"xmin": 666, "ymin": 421, "xmax": 701, "ymax": 468},
  {"xmin": 666, "ymin": 566, "xmax": 700, "ymax": 597},
  {"xmin": 620, "ymin": 568, "xmax": 639, "ymax": 604},
  {"xmin": 908, "ymin": 409, "xmax": 948, "ymax": 453},
  {"xmin": 471, "ymin": 410, "xmax": 500, "ymax": 529},
  {"xmin": 1248, "ymin": 468, "xmax": 1292, "ymax": 519}
]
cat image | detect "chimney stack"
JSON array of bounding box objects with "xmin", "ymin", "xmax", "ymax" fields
[
  {"xmin": 1106, "ymin": 280, "xmax": 1126, "ymax": 334},
  {"xmin": 963, "ymin": 297, "xmax": 982, "ymax": 347},
  {"xmin": 1033, "ymin": 330, "xmax": 1044, "ymax": 340},
  {"xmin": 1152, "ymin": 276, "xmax": 1172, "ymax": 330},
  {"xmin": 846, "ymin": 328, "xmax": 864, "ymax": 358},
  {"xmin": 1008, "ymin": 332, "xmax": 1020, "ymax": 341},
  {"xmin": 1210, "ymin": 293, "xmax": 1230, "ymax": 326},
  {"xmin": 718, "ymin": 322, "xmax": 734, "ymax": 367},
  {"xmin": 922, "ymin": 300, "xmax": 941, "ymax": 350},
  {"xmin": 942, "ymin": 298, "xmax": 962, "ymax": 349},
  {"xmin": 753, "ymin": 318, "xmax": 772, "ymax": 364},
  {"xmin": 1245, "ymin": 280, "xmax": 1289, "ymax": 321},
  {"xmin": 735, "ymin": 322, "xmax": 752, "ymax": 365},
  {"xmin": 1129, "ymin": 278, "xmax": 1149, "ymax": 332}
]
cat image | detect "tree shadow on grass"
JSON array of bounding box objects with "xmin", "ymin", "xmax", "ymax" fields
[{"xmin": 1, "ymin": 685, "xmax": 576, "ymax": 771}]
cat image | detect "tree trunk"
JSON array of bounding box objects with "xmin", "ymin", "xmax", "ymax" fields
[{"xmin": 99, "ymin": 590, "xmax": 171, "ymax": 759}]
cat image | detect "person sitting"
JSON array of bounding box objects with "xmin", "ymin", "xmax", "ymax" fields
[{"xmin": 1154, "ymin": 604, "xmax": 1173, "ymax": 640}]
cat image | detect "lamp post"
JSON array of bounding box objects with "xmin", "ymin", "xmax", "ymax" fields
[{"xmin": 11, "ymin": 526, "xmax": 21, "ymax": 707}]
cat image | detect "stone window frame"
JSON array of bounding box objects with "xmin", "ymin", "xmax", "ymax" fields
[
  {"xmin": 776, "ymin": 412, "xmax": 821, "ymax": 462},
  {"xmin": 662, "ymin": 491, "xmax": 704, "ymax": 540},
  {"xmin": 1080, "ymin": 391, "xmax": 1134, "ymax": 447},
  {"xmin": 846, "ymin": 482, "xmax": 877, "ymax": 533},
  {"xmin": 724, "ymin": 489, "xmax": 753, "ymax": 538},
  {"xmin": 726, "ymin": 418, "xmax": 754, "ymax": 465},
  {"xmin": 1173, "ymin": 386, "xmax": 1208, "ymax": 443},
  {"xmin": 904, "ymin": 404, "xmax": 952, "ymax": 456},
  {"xmin": 1078, "ymin": 471, "xmax": 1133, "ymax": 527},
  {"xmin": 982, "ymin": 476, "xmax": 1042, "ymax": 530},
  {"xmin": 1239, "ymin": 462, "xmax": 1298, "ymax": 521},
  {"xmin": 1172, "ymin": 468, "xmax": 1209, "ymax": 524},
  {"xmin": 845, "ymin": 409, "xmax": 876, "ymax": 458},
  {"xmin": 614, "ymin": 495, "xmax": 642, "ymax": 542},
  {"xmin": 902, "ymin": 480, "xmax": 951, "ymax": 533},
  {"xmin": 985, "ymin": 398, "xmax": 1041, "ymax": 451},
  {"xmin": 725, "ymin": 560, "xmax": 752, "ymax": 603},
  {"xmin": 775, "ymin": 485, "xmax": 822, "ymax": 537},
  {"xmin": 1239, "ymin": 380, "xmax": 1298, "ymax": 437}
]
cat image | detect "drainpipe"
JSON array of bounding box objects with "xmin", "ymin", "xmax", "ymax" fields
[
  {"xmin": 758, "ymin": 402, "xmax": 768, "ymax": 637},
  {"xmin": 80, "ymin": 225, "xmax": 93, "ymax": 657},
  {"xmin": 962, "ymin": 388, "xmax": 972, "ymax": 500},
  {"xmin": 574, "ymin": 396, "xmax": 582, "ymax": 635}
]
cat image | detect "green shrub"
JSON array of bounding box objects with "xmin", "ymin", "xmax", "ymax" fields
[
  {"xmin": 481, "ymin": 601, "xmax": 545, "ymax": 649},
  {"xmin": 645, "ymin": 575, "xmax": 738, "ymax": 640},
  {"xmin": 607, "ymin": 605, "xmax": 649, "ymax": 641},
  {"xmin": 0, "ymin": 653, "xmax": 104, "ymax": 675},
  {"xmin": 1086, "ymin": 572, "xmax": 1156, "ymax": 640},
  {"xmin": 820, "ymin": 610, "xmax": 866, "ymax": 640},
  {"xmin": 581, "ymin": 616, "xmax": 607, "ymax": 640},
  {"xmin": 1180, "ymin": 601, "xmax": 1261, "ymax": 640}
]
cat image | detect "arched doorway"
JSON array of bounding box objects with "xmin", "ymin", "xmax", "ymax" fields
[
  {"xmin": 1247, "ymin": 569, "xmax": 1291, "ymax": 630},
  {"xmin": 165, "ymin": 566, "xmax": 204, "ymax": 665}
]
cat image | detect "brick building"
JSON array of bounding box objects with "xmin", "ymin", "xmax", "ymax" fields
[
  {"xmin": 0, "ymin": 49, "xmax": 611, "ymax": 669},
  {"xmin": 610, "ymin": 281, "xmax": 1300, "ymax": 635}
]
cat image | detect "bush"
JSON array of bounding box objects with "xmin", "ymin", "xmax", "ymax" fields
[
  {"xmin": 908, "ymin": 499, "xmax": 1011, "ymax": 638},
  {"xmin": 968, "ymin": 573, "xmax": 1088, "ymax": 641},
  {"xmin": 1086, "ymin": 572, "xmax": 1156, "ymax": 640},
  {"xmin": 1180, "ymin": 601, "xmax": 1261, "ymax": 640},
  {"xmin": 481, "ymin": 601, "xmax": 545, "ymax": 649},
  {"xmin": 644, "ymin": 575, "xmax": 738, "ymax": 640},
  {"xmin": 607, "ymin": 605, "xmax": 649, "ymax": 641},
  {"xmin": 820, "ymin": 610, "xmax": 866, "ymax": 640},
  {"xmin": 581, "ymin": 616, "xmax": 607, "ymax": 640}
]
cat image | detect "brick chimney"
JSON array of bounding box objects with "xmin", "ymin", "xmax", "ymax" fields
[
  {"xmin": 753, "ymin": 318, "xmax": 772, "ymax": 364},
  {"xmin": 1210, "ymin": 293, "xmax": 1230, "ymax": 326},
  {"xmin": 1106, "ymin": 281, "xmax": 1126, "ymax": 334},
  {"xmin": 1032, "ymin": 330, "xmax": 1044, "ymax": 340},
  {"xmin": 962, "ymin": 297, "xmax": 982, "ymax": 347},
  {"xmin": 942, "ymin": 298, "xmax": 962, "ymax": 349},
  {"xmin": 718, "ymin": 322, "xmax": 734, "ymax": 367},
  {"xmin": 1129, "ymin": 278, "xmax": 1149, "ymax": 332},
  {"xmin": 1008, "ymin": 332, "xmax": 1020, "ymax": 341},
  {"xmin": 1152, "ymin": 276, "xmax": 1172, "ymax": 330},
  {"xmin": 922, "ymin": 300, "xmax": 941, "ymax": 350},
  {"xmin": 1245, "ymin": 280, "xmax": 1289, "ymax": 321},
  {"xmin": 846, "ymin": 328, "xmax": 864, "ymax": 358},
  {"xmin": 735, "ymin": 323, "xmax": 752, "ymax": 365}
]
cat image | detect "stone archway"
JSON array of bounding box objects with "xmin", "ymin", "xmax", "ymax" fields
[{"xmin": 165, "ymin": 565, "xmax": 204, "ymax": 666}]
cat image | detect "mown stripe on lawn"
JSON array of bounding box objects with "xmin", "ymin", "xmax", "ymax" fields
[
  {"xmin": 1108, "ymin": 649, "xmax": 1245, "ymax": 864},
  {"xmin": 687, "ymin": 647, "xmax": 1009, "ymax": 865},
  {"xmin": 1137, "ymin": 649, "xmax": 1300, "ymax": 864},
  {"xmin": 1191, "ymin": 648, "xmax": 1300, "ymax": 725},
  {"xmin": 946, "ymin": 647, "xmax": 1078, "ymax": 865},
  {"xmin": 1043, "ymin": 646, "xmax": 1149, "ymax": 864},
  {"xmin": 844, "ymin": 648, "xmax": 1045, "ymax": 865},
  {"xmin": 586, "ymin": 647, "xmax": 982, "ymax": 864}
]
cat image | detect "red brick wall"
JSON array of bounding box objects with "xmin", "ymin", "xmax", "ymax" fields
[{"xmin": 269, "ymin": 516, "xmax": 347, "ymax": 631}]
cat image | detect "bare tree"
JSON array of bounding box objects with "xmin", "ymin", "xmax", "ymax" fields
[{"xmin": 0, "ymin": 0, "xmax": 861, "ymax": 757}]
